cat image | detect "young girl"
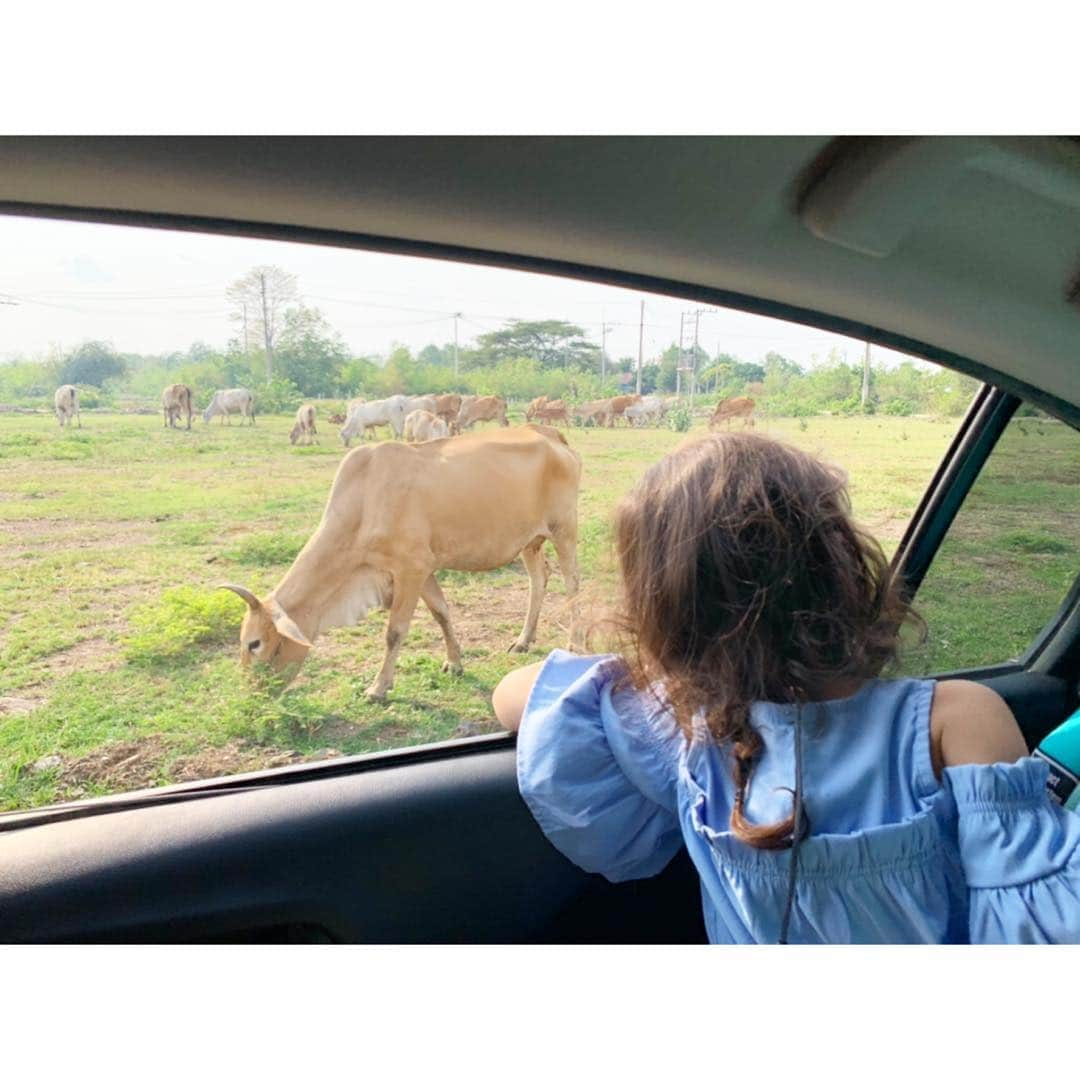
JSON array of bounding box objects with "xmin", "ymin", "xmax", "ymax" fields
[{"xmin": 493, "ymin": 432, "xmax": 1080, "ymax": 944}]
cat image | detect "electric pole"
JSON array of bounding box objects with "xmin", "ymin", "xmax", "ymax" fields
[
  {"xmin": 676, "ymin": 312, "xmax": 685, "ymax": 396},
  {"xmin": 636, "ymin": 299, "xmax": 644, "ymax": 395},
  {"xmin": 690, "ymin": 309, "xmax": 702, "ymax": 410},
  {"xmin": 453, "ymin": 313, "xmax": 462, "ymax": 378},
  {"xmin": 861, "ymin": 341, "xmax": 871, "ymax": 408},
  {"xmin": 600, "ymin": 316, "xmax": 610, "ymax": 384}
]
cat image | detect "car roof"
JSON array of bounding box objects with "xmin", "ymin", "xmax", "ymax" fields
[{"xmin": 2, "ymin": 136, "xmax": 1078, "ymax": 413}]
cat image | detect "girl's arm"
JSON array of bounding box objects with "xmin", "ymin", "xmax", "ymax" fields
[
  {"xmin": 492, "ymin": 662, "xmax": 545, "ymax": 732},
  {"xmin": 929, "ymin": 679, "xmax": 1028, "ymax": 778}
]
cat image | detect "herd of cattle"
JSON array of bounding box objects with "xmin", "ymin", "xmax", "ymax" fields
[{"xmin": 51, "ymin": 383, "xmax": 757, "ymax": 442}]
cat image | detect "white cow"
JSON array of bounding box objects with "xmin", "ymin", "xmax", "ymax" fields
[
  {"xmin": 404, "ymin": 395, "xmax": 438, "ymax": 417},
  {"xmin": 340, "ymin": 395, "xmax": 408, "ymax": 446},
  {"xmin": 54, "ymin": 385, "xmax": 80, "ymax": 428},
  {"xmin": 624, "ymin": 396, "xmax": 669, "ymax": 427},
  {"xmin": 203, "ymin": 388, "xmax": 256, "ymax": 425},
  {"xmin": 404, "ymin": 409, "xmax": 450, "ymax": 443}
]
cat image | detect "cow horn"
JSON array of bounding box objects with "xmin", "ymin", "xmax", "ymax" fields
[{"xmin": 219, "ymin": 583, "xmax": 261, "ymax": 611}]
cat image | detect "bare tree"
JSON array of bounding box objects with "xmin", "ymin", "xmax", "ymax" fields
[{"xmin": 226, "ymin": 265, "xmax": 299, "ymax": 381}]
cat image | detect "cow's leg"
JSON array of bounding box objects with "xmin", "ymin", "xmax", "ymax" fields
[
  {"xmin": 509, "ymin": 537, "xmax": 548, "ymax": 653},
  {"xmin": 420, "ymin": 575, "xmax": 463, "ymax": 675},
  {"xmin": 366, "ymin": 572, "xmax": 425, "ymax": 701},
  {"xmin": 76, "ymin": 410, "xmax": 81, "ymax": 428},
  {"xmin": 550, "ymin": 526, "xmax": 582, "ymax": 651}
]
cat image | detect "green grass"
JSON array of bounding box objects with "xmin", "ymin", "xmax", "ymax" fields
[{"xmin": 0, "ymin": 409, "xmax": 1076, "ymax": 810}]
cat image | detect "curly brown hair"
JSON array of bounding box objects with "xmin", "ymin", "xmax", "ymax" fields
[{"xmin": 612, "ymin": 432, "xmax": 922, "ymax": 849}]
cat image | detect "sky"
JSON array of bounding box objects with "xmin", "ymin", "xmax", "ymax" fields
[{"xmin": 0, "ymin": 213, "xmax": 927, "ymax": 371}]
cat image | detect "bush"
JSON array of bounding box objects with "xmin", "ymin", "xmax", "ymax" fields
[
  {"xmin": 225, "ymin": 534, "xmax": 305, "ymax": 566},
  {"xmin": 73, "ymin": 384, "xmax": 112, "ymax": 409},
  {"xmin": 667, "ymin": 403, "xmax": 692, "ymax": 432},
  {"xmin": 883, "ymin": 398, "xmax": 916, "ymax": 416},
  {"xmin": 124, "ymin": 586, "xmax": 240, "ymax": 663},
  {"xmin": 258, "ymin": 377, "xmax": 303, "ymax": 414}
]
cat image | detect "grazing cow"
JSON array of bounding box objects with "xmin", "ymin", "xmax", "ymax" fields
[
  {"xmin": 709, "ymin": 395, "xmax": 756, "ymax": 429},
  {"xmin": 203, "ymin": 387, "xmax": 256, "ymax": 425},
  {"xmin": 404, "ymin": 395, "xmax": 438, "ymax": 417},
  {"xmin": 161, "ymin": 383, "xmax": 194, "ymax": 430},
  {"xmin": 525, "ymin": 395, "xmax": 548, "ymax": 421},
  {"xmin": 624, "ymin": 395, "xmax": 669, "ymax": 427},
  {"xmin": 608, "ymin": 394, "xmax": 643, "ymax": 426},
  {"xmin": 339, "ymin": 395, "xmax": 408, "ymax": 446},
  {"xmin": 54, "ymin": 385, "xmax": 80, "ymax": 428},
  {"xmin": 530, "ymin": 398, "xmax": 570, "ymax": 426},
  {"xmin": 404, "ymin": 409, "xmax": 450, "ymax": 443},
  {"xmin": 223, "ymin": 425, "xmax": 581, "ymax": 701},
  {"xmin": 434, "ymin": 393, "xmax": 462, "ymax": 425},
  {"xmin": 573, "ymin": 399, "xmax": 615, "ymax": 428},
  {"xmin": 455, "ymin": 395, "xmax": 508, "ymax": 430},
  {"xmin": 289, "ymin": 403, "xmax": 319, "ymax": 445}
]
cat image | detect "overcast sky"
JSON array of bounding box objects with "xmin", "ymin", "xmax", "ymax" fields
[{"xmin": 1, "ymin": 213, "xmax": 927, "ymax": 371}]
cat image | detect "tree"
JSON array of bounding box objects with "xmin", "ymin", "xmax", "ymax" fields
[
  {"xmin": 471, "ymin": 319, "xmax": 600, "ymax": 372},
  {"xmin": 225, "ymin": 265, "xmax": 299, "ymax": 382},
  {"xmin": 274, "ymin": 305, "xmax": 350, "ymax": 397},
  {"xmin": 59, "ymin": 340, "xmax": 127, "ymax": 387}
]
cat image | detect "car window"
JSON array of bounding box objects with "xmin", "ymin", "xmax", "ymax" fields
[
  {"xmin": 0, "ymin": 214, "xmax": 977, "ymax": 812},
  {"xmin": 898, "ymin": 410, "xmax": 1080, "ymax": 676}
]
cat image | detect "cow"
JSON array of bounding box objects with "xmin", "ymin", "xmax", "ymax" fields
[
  {"xmin": 573, "ymin": 399, "xmax": 615, "ymax": 428},
  {"xmin": 404, "ymin": 409, "xmax": 450, "ymax": 443},
  {"xmin": 624, "ymin": 395, "xmax": 669, "ymax": 427},
  {"xmin": 54, "ymin": 385, "xmax": 80, "ymax": 428},
  {"xmin": 529, "ymin": 398, "xmax": 570, "ymax": 426},
  {"xmin": 222, "ymin": 425, "xmax": 581, "ymax": 702},
  {"xmin": 434, "ymin": 393, "xmax": 462, "ymax": 425},
  {"xmin": 339, "ymin": 395, "xmax": 408, "ymax": 446},
  {"xmin": 161, "ymin": 383, "xmax": 194, "ymax": 430},
  {"xmin": 289, "ymin": 404, "xmax": 318, "ymax": 446},
  {"xmin": 456, "ymin": 395, "xmax": 508, "ymax": 430},
  {"xmin": 525, "ymin": 395, "xmax": 549, "ymax": 421},
  {"xmin": 404, "ymin": 395, "xmax": 438, "ymax": 417},
  {"xmin": 608, "ymin": 393, "xmax": 643, "ymax": 426},
  {"xmin": 709, "ymin": 395, "xmax": 756, "ymax": 429},
  {"xmin": 203, "ymin": 388, "xmax": 256, "ymax": 425}
]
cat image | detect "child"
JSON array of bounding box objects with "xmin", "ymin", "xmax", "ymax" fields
[{"xmin": 493, "ymin": 432, "xmax": 1080, "ymax": 944}]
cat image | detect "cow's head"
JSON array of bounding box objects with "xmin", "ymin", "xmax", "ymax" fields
[
  {"xmin": 289, "ymin": 422, "xmax": 302, "ymax": 445},
  {"xmin": 220, "ymin": 584, "xmax": 312, "ymax": 686}
]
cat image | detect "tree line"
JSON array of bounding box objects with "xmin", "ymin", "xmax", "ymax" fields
[{"xmin": 0, "ymin": 263, "xmax": 984, "ymax": 419}]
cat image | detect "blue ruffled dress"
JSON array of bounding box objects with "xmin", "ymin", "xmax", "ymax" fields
[{"xmin": 516, "ymin": 650, "xmax": 1080, "ymax": 944}]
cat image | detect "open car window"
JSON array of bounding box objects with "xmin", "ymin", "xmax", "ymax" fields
[
  {"xmin": 0, "ymin": 212, "xmax": 983, "ymax": 813},
  {"xmin": 898, "ymin": 408, "xmax": 1080, "ymax": 676}
]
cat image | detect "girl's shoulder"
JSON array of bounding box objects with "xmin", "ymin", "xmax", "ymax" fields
[{"xmin": 927, "ymin": 679, "xmax": 1029, "ymax": 778}]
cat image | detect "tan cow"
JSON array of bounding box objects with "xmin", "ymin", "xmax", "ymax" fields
[
  {"xmin": 573, "ymin": 399, "xmax": 614, "ymax": 428},
  {"xmin": 404, "ymin": 409, "xmax": 450, "ymax": 443},
  {"xmin": 223, "ymin": 425, "xmax": 581, "ymax": 701},
  {"xmin": 435, "ymin": 393, "xmax": 462, "ymax": 423},
  {"xmin": 709, "ymin": 395, "xmax": 756, "ymax": 429},
  {"xmin": 289, "ymin": 403, "xmax": 318, "ymax": 445},
  {"xmin": 456, "ymin": 394, "xmax": 509, "ymax": 430},
  {"xmin": 525, "ymin": 395, "xmax": 548, "ymax": 421},
  {"xmin": 54, "ymin": 385, "xmax": 80, "ymax": 428},
  {"xmin": 608, "ymin": 393, "xmax": 643, "ymax": 426},
  {"xmin": 530, "ymin": 399, "xmax": 569, "ymax": 426},
  {"xmin": 161, "ymin": 383, "xmax": 194, "ymax": 430}
]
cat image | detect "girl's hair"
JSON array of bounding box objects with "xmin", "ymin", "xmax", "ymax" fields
[{"xmin": 612, "ymin": 432, "xmax": 922, "ymax": 850}]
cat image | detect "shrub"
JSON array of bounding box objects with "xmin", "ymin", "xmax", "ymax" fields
[
  {"xmin": 883, "ymin": 398, "xmax": 915, "ymax": 416},
  {"xmin": 258, "ymin": 377, "xmax": 303, "ymax": 415},
  {"xmin": 73, "ymin": 384, "xmax": 112, "ymax": 409},
  {"xmin": 667, "ymin": 403, "xmax": 692, "ymax": 432},
  {"xmin": 225, "ymin": 534, "xmax": 305, "ymax": 566},
  {"xmin": 124, "ymin": 586, "xmax": 240, "ymax": 663}
]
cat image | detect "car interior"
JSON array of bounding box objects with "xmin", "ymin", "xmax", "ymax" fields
[{"xmin": 0, "ymin": 135, "xmax": 1077, "ymax": 943}]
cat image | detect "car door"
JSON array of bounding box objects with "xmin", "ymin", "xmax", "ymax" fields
[{"xmin": 2, "ymin": 365, "xmax": 1076, "ymax": 944}]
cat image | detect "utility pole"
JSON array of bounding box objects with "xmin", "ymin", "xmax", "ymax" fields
[
  {"xmin": 676, "ymin": 312, "xmax": 685, "ymax": 396},
  {"xmin": 861, "ymin": 340, "xmax": 871, "ymax": 408},
  {"xmin": 600, "ymin": 315, "xmax": 610, "ymax": 384},
  {"xmin": 242, "ymin": 302, "xmax": 248, "ymax": 352},
  {"xmin": 258, "ymin": 271, "xmax": 272, "ymax": 382},
  {"xmin": 690, "ymin": 309, "xmax": 702, "ymax": 410},
  {"xmin": 636, "ymin": 299, "xmax": 644, "ymax": 395},
  {"xmin": 453, "ymin": 313, "xmax": 462, "ymax": 378}
]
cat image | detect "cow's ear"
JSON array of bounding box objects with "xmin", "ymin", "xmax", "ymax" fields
[{"xmin": 267, "ymin": 599, "xmax": 312, "ymax": 648}]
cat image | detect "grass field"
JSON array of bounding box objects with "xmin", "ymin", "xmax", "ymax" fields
[{"xmin": 0, "ymin": 409, "xmax": 1076, "ymax": 811}]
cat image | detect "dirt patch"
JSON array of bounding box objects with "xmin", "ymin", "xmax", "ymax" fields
[
  {"xmin": 39, "ymin": 636, "xmax": 121, "ymax": 679},
  {"xmin": 0, "ymin": 695, "xmax": 43, "ymax": 716},
  {"xmin": 63, "ymin": 735, "xmax": 170, "ymax": 788},
  {"xmin": 0, "ymin": 519, "xmax": 157, "ymax": 554}
]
